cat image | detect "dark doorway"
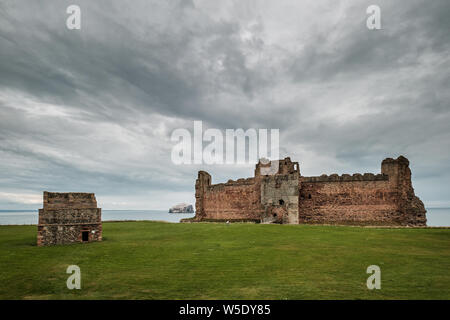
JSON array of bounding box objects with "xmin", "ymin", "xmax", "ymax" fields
[{"xmin": 82, "ymin": 231, "xmax": 89, "ymax": 242}]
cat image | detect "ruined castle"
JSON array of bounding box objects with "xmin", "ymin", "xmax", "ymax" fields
[
  {"xmin": 37, "ymin": 192, "xmax": 102, "ymax": 246},
  {"xmin": 193, "ymin": 156, "xmax": 427, "ymax": 226}
]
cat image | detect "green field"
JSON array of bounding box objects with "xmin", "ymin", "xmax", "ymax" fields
[{"xmin": 0, "ymin": 221, "xmax": 449, "ymax": 300}]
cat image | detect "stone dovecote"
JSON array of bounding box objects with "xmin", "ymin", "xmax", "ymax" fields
[{"xmin": 37, "ymin": 192, "xmax": 102, "ymax": 246}]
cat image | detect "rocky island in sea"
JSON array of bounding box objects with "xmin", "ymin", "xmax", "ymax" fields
[{"xmin": 169, "ymin": 203, "xmax": 194, "ymax": 213}]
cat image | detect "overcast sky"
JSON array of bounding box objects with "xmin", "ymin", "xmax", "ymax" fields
[{"xmin": 0, "ymin": 0, "xmax": 449, "ymax": 210}]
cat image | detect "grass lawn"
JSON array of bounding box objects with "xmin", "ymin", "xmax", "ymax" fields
[{"xmin": 0, "ymin": 221, "xmax": 449, "ymax": 300}]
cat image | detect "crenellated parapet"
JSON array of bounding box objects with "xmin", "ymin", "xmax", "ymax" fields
[
  {"xmin": 301, "ymin": 173, "xmax": 388, "ymax": 183},
  {"xmin": 206, "ymin": 178, "xmax": 256, "ymax": 191}
]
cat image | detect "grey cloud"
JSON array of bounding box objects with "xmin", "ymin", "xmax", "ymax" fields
[{"xmin": 0, "ymin": 0, "xmax": 449, "ymax": 209}]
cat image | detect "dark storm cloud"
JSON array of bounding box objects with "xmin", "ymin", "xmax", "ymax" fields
[
  {"xmin": 0, "ymin": 0, "xmax": 270, "ymax": 127},
  {"xmin": 0, "ymin": 0, "xmax": 449, "ymax": 208}
]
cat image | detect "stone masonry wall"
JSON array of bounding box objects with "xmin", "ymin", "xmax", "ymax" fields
[
  {"xmin": 37, "ymin": 224, "xmax": 103, "ymax": 246},
  {"xmin": 193, "ymin": 156, "xmax": 426, "ymax": 226},
  {"xmin": 37, "ymin": 192, "xmax": 102, "ymax": 246},
  {"xmin": 260, "ymin": 173, "xmax": 299, "ymax": 224},
  {"xmin": 298, "ymin": 179, "xmax": 400, "ymax": 225},
  {"xmin": 195, "ymin": 173, "xmax": 262, "ymax": 222},
  {"xmin": 43, "ymin": 192, "xmax": 98, "ymax": 210},
  {"xmin": 194, "ymin": 158, "xmax": 300, "ymax": 223},
  {"xmin": 258, "ymin": 158, "xmax": 300, "ymax": 224},
  {"xmin": 298, "ymin": 156, "xmax": 426, "ymax": 226}
]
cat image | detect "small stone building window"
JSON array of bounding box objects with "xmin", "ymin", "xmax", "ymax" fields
[
  {"xmin": 308, "ymin": 194, "xmax": 312, "ymax": 199},
  {"xmin": 279, "ymin": 199, "xmax": 285, "ymax": 205}
]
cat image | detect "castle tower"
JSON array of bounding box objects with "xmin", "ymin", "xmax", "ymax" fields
[
  {"xmin": 382, "ymin": 156, "xmax": 427, "ymax": 225},
  {"xmin": 381, "ymin": 155, "xmax": 410, "ymax": 188},
  {"xmin": 194, "ymin": 171, "xmax": 211, "ymax": 221},
  {"xmin": 258, "ymin": 158, "xmax": 300, "ymax": 224},
  {"xmin": 255, "ymin": 157, "xmax": 299, "ymax": 177}
]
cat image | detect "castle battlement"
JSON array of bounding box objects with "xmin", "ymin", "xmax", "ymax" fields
[{"xmin": 301, "ymin": 173, "xmax": 389, "ymax": 183}]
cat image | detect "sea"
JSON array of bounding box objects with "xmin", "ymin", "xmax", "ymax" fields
[
  {"xmin": 0, "ymin": 210, "xmax": 195, "ymax": 225},
  {"xmin": 0, "ymin": 208, "xmax": 449, "ymax": 226}
]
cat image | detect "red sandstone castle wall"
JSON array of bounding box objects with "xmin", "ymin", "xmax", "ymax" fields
[
  {"xmin": 195, "ymin": 172, "xmax": 262, "ymax": 221},
  {"xmin": 299, "ymin": 178, "xmax": 401, "ymax": 225},
  {"xmin": 298, "ymin": 156, "xmax": 426, "ymax": 226},
  {"xmin": 202, "ymin": 180, "xmax": 262, "ymax": 221}
]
